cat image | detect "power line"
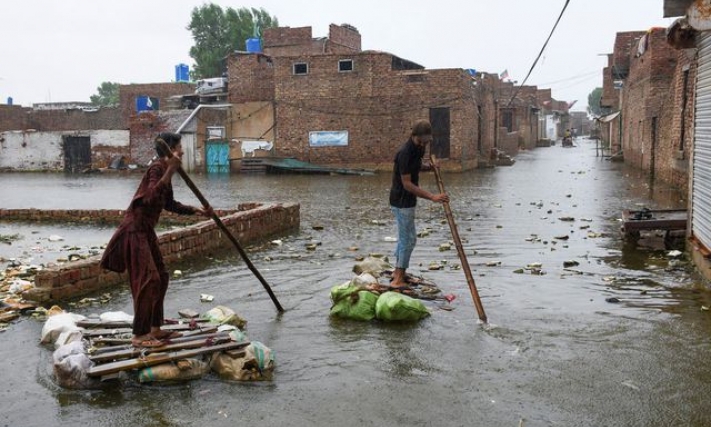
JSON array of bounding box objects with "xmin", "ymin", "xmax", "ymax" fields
[{"xmin": 506, "ymin": 0, "xmax": 571, "ymax": 107}]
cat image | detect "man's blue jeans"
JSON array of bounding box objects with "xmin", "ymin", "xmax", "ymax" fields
[{"xmin": 391, "ymin": 206, "xmax": 417, "ymax": 269}]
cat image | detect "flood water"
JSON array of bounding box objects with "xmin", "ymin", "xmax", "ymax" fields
[{"xmin": 2, "ymin": 138, "xmax": 711, "ymax": 427}]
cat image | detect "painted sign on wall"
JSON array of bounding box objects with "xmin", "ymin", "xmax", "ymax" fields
[{"xmin": 308, "ymin": 131, "xmax": 349, "ymax": 147}]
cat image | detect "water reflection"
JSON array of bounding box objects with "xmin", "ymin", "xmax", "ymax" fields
[{"xmin": 3, "ymin": 138, "xmax": 711, "ymax": 426}]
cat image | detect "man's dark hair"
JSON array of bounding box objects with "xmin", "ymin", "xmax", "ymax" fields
[
  {"xmin": 154, "ymin": 132, "xmax": 182, "ymax": 157},
  {"xmin": 411, "ymin": 120, "xmax": 432, "ymax": 137}
]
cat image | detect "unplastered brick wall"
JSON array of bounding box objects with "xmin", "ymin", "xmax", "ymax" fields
[
  {"xmin": 621, "ymin": 28, "xmax": 676, "ymax": 176},
  {"xmin": 0, "ymin": 105, "xmax": 31, "ymax": 131},
  {"xmin": 655, "ymin": 48, "xmax": 696, "ymax": 192},
  {"xmin": 119, "ymin": 83, "xmax": 195, "ymax": 127},
  {"xmin": 25, "ymin": 202, "xmax": 299, "ymax": 302},
  {"xmin": 272, "ymin": 52, "xmax": 483, "ymax": 170},
  {"xmin": 327, "ymin": 24, "xmax": 361, "ymax": 52},
  {"xmin": 228, "ymin": 53, "xmax": 275, "ymax": 103}
]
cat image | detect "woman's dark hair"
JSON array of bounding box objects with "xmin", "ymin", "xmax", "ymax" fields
[
  {"xmin": 411, "ymin": 120, "xmax": 432, "ymax": 137},
  {"xmin": 154, "ymin": 132, "xmax": 182, "ymax": 157}
]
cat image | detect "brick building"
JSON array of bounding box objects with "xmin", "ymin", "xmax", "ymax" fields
[{"xmin": 226, "ymin": 24, "xmax": 537, "ymax": 171}]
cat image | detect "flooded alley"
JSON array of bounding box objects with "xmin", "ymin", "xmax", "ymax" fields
[{"xmin": 2, "ymin": 138, "xmax": 711, "ymax": 427}]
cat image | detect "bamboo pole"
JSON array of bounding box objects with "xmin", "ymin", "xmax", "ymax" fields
[
  {"xmin": 157, "ymin": 138, "xmax": 285, "ymax": 313},
  {"xmin": 429, "ymin": 154, "xmax": 487, "ymax": 322}
]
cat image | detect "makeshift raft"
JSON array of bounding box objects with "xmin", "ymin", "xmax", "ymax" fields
[
  {"xmin": 46, "ymin": 307, "xmax": 275, "ymax": 388},
  {"xmin": 329, "ymin": 257, "xmax": 455, "ymax": 322}
]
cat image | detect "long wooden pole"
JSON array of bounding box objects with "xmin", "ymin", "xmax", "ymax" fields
[
  {"xmin": 158, "ymin": 138, "xmax": 285, "ymax": 312},
  {"xmin": 429, "ymin": 154, "xmax": 487, "ymax": 322}
]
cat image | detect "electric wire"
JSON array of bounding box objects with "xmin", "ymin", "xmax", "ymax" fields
[{"xmin": 506, "ymin": 0, "xmax": 571, "ymax": 107}]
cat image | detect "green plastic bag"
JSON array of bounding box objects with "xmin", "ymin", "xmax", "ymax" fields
[
  {"xmin": 329, "ymin": 282, "xmax": 378, "ymax": 321},
  {"xmin": 375, "ymin": 291, "xmax": 430, "ymax": 322}
]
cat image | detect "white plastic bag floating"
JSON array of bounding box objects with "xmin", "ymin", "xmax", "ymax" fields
[
  {"xmin": 53, "ymin": 340, "xmax": 103, "ymax": 390},
  {"xmin": 41, "ymin": 312, "xmax": 86, "ymax": 345},
  {"xmin": 99, "ymin": 311, "xmax": 133, "ymax": 323}
]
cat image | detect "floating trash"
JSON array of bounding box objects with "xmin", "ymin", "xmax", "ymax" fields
[{"xmin": 200, "ymin": 294, "xmax": 214, "ymax": 302}]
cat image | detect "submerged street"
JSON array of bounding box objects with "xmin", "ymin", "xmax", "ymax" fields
[{"xmin": 1, "ymin": 138, "xmax": 710, "ymax": 426}]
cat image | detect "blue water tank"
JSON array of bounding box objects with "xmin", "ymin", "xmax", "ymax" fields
[
  {"xmin": 246, "ymin": 38, "xmax": 262, "ymax": 53},
  {"xmin": 175, "ymin": 63, "xmax": 190, "ymax": 82},
  {"xmin": 6, "ymin": 97, "xmax": 12, "ymax": 106},
  {"xmin": 136, "ymin": 96, "xmax": 158, "ymax": 112}
]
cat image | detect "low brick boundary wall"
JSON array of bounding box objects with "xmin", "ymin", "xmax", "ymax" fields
[
  {"xmin": 0, "ymin": 207, "xmax": 250, "ymax": 226},
  {"xmin": 12, "ymin": 202, "xmax": 299, "ymax": 302}
]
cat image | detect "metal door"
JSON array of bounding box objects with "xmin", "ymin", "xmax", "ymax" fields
[
  {"xmin": 429, "ymin": 107, "xmax": 450, "ymax": 159},
  {"xmin": 693, "ymin": 32, "xmax": 711, "ymax": 248},
  {"xmin": 63, "ymin": 136, "xmax": 91, "ymax": 173},
  {"xmin": 206, "ymin": 141, "xmax": 230, "ymax": 173}
]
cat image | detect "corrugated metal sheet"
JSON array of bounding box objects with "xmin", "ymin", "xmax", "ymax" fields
[{"xmin": 692, "ymin": 32, "xmax": 711, "ymax": 249}]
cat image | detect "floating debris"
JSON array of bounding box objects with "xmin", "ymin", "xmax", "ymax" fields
[
  {"xmin": 0, "ymin": 234, "xmax": 21, "ymax": 245},
  {"xmin": 48, "ymin": 235, "xmax": 65, "ymax": 242},
  {"xmin": 312, "ymin": 225, "xmax": 324, "ymax": 231},
  {"xmin": 439, "ymin": 243, "xmax": 452, "ymax": 251},
  {"xmin": 563, "ymin": 260, "xmax": 580, "ymax": 268},
  {"xmin": 200, "ymin": 294, "xmax": 215, "ymax": 302},
  {"xmin": 558, "ymin": 217, "xmax": 575, "ymax": 222}
]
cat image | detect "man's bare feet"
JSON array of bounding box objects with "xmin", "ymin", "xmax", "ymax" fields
[{"xmin": 131, "ymin": 334, "xmax": 164, "ymax": 348}]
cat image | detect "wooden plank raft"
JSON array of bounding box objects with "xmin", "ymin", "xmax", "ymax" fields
[
  {"xmin": 81, "ymin": 323, "xmax": 220, "ymax": 338},
  {"xmin": 89, "ymin": 327, "xmax": 220, "ymax": 352},
  {"xmin": 87, "ymin": 340, "xmax": 250, "ymax": 378},
  {"xmin": 89, "ymin": 333, "xmax": 234, "ymax": 363}
]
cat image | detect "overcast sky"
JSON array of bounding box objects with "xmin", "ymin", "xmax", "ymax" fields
[{"xmin": 0, "ymin": 1, "xmax": 677, "ymax": 111}]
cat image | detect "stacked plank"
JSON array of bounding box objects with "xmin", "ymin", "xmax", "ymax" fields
[{"xmin": 78, "ymin": 318, "xmax": 249, "ymax": 379}]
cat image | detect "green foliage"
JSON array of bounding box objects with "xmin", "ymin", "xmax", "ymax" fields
[
  {"xmin": 90, "ymin": 82, "xmax": 120, "ymax": 107},
  {"xmin": 587, "ymin": 87, "xmax": 603, "ymax": 117},
  {"xmin": 187, "ymin": 4, "xmax": 278, "ymax": 79}
]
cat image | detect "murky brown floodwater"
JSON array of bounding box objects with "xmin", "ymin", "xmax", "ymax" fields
[{"xmin": 2, "ymin": 138, "xmax": 711, "ymax": 427}]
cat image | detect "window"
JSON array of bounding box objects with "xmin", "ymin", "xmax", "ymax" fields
[
  {"xmin": 338, "ymin": 59, "xmax": 353, "ymax": 72},
  {"xmin": 293, "ymin": 62, "xmax": 308, "ymax": 75},
  {"xmin": 207, "ymin": 126, "xmax": 225, "ymax": 139}
]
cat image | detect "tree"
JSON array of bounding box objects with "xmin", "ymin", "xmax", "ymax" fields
[
  {"xmin": 188, "ymin": 4, "xmax": 278, "ymax": 79},
  {"xmin": 90, "ymin": 82, "xmax": 120, "ymax": 107},
  {"xmin": 587, "ymin": 87, "xmax": 603, "ymax": 117}
]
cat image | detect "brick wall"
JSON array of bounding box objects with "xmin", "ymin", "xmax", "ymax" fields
[
  {"xmin": 657, "ymin": 49, "xmax": 696, "ymax": 193},
  {"xmin": 119, "ymin": 83, "xmax": 195, "ymax": 127},
  {"xmin": 327, "ymin": 24, "xmax": 361, "ymax": 52},
  {"xmin": 24, "ymin": 202, "xmax": 300, "ymax": 302},
  {"xmin": 228, "ymin": 53, "xmax": 275, "ymax": 103},
  {"xmin": 263, "ymin": 26, "xmax": 313, "ymax": 48},
  {"xmin": 613, "ymin": 31, "xmax": 646, "ymax": 78},
  {"xmin": 621, "ymin": 28, "xmax": 678, "ymax": 185},
  {"xmin": 0, "ymin": 105, "xmax": 31, "ymax": 131},
  {"xmin": 0, "ymin": 106, "xmax": 123, "ymax": 132},
  {"xmin": 271, "ymin": 52, "xmax": 484, "ymax": 171}
]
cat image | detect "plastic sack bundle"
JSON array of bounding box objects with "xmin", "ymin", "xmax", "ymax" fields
[
  {"xmin": 202, "ymin": 305, "xmax": 247, "ymax": 329},
  {"xmin": 210, "ymin": 341, "xmax": 275, "ymax": 381},
  {"xmin": 53, "ymin": 340, "xmax": 104, "ymax": 390},
  {"xmin": 375, "ymin": 291, "xmax": 430, "ymax": 322},
  {"xmin": 329, "ymin": 282, "xmax": 378, "ymax": 321},
  {"xmin": 41, "ymin": 312, "xmax": 86, "ymax": 345},
  {"xmin": 138, "ymin": 358, "xmax": 210, "ymax": 383},
  {"xmin": 353, "ymin": 256, "xmax": 392, "ymax": 277}
]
